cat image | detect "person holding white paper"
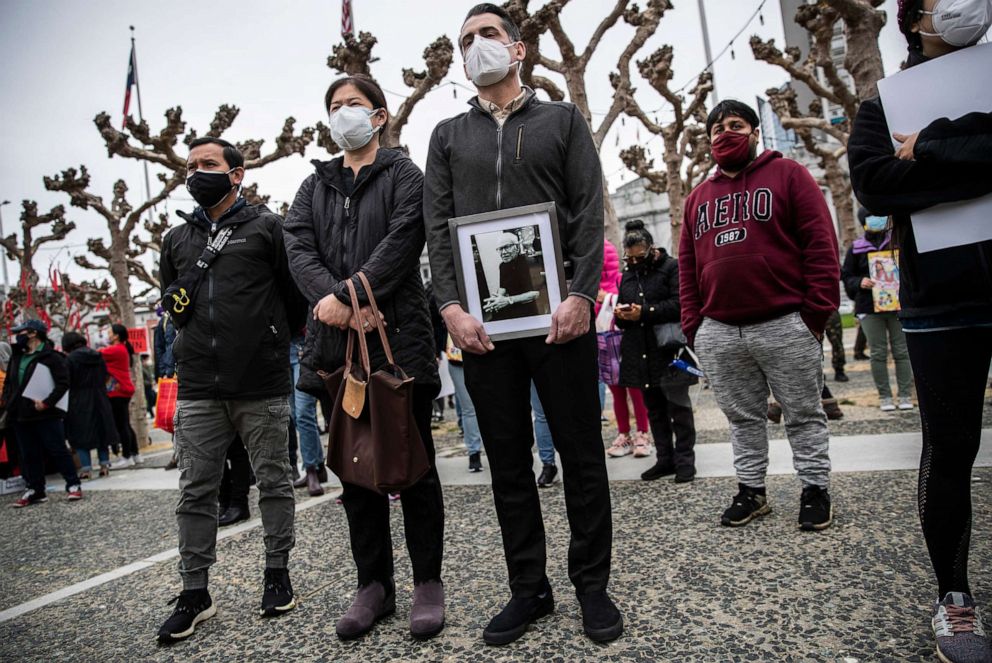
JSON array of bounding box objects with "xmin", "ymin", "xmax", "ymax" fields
[
  {"xmin": 848, "ymin": 2, "xmax": 992, "ymax": 661},
  {"xmin": 1, "ymin": 319, "xmax": 80, "ymax": 507}
]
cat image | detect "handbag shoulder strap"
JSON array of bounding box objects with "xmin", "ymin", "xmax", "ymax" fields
[
  {"xmin": 343, "ymin": 278, "xmax": 371, "ymax": 377},
  {"xmin": 355, "ymin": 271, "xmax": 397, "ymax": 366}
]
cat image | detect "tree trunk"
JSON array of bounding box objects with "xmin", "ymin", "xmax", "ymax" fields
[
  {"xmin": 822, "ymin": 157, "xmax": 857, "ymax": 249},
  {"xmin": 602, "ymin": 176, "xmax": 621, "ymax": 255},
  {"xmin": 108, "ymin": 244, "xmax": 149, "ymax": 453},
  {"xmin": 663, "ymin": 135, "xmax": 686, "ymax": 255}
]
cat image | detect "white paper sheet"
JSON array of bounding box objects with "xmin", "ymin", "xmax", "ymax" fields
[
  {"xmin": 876, "ymin": 42, "xmax": 992, "ymax": 253},
  {"xmin": 21, "ymin": 363, "xmax": 69, "ymax": 412}
]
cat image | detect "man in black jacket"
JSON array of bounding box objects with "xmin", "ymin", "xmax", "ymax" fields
[
  {"xmin": 156, "ymin": 137, "xmax": 304, "ymax": 644},
  {"xmin": 2, "ymin": 319, "xmax": 80, "ymax": 507},
  {"xmin": 423, "ymin": 3, "xmax": 619, "ymax": 646}
]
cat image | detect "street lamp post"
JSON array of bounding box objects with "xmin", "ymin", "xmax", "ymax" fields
[{"xmin": 0, "ymin": 200, "xmax": 9, "ymax": 297}]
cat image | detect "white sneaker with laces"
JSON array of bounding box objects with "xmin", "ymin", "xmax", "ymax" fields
[
  {"xmin": 879, "ymin": 398, "xmax": 896, "ymax": 412},
  {"xmin": 898, "ymin": 398, "xmax": 915, "ymax": 411},
  {"xmin": 111, "ymin": 457, "xmax": 134, "ymax": 469},
  {"xmin": 606, "ymin": 434, "xmax": 633, "ymax": 458},
  {"xmin": 133, "ymin": 454, "xmax": 144, "ymax": 465}
]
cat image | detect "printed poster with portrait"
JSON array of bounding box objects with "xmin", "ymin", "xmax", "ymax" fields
[
  {"xmin": 868, "ymin": 249, "xmax": 900, "ymax": 313},
  {"xmin": 448, "ymin": 202, "xmax": 567, "ymax": 342}
]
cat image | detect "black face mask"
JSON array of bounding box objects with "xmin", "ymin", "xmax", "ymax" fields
[
  {"xmin": 14, "ymin": 333, "xmax": 29, "ymax": 348},
  {"xmin": 186, "ymin": 169, "xmax": 236, "ymax": 209}
]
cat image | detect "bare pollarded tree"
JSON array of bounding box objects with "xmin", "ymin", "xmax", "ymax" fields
[
  {"xmin": 505, "ymin": 0, "xmax": 673, "ymax": 248},
  {"xmin": 619, "ymin": 45, "xmax": 714, "ymax": 254},
  {"xmin": 750, "ymin": 0, "xmax": 886, "ymax": 246},
  {"xmin": 0, "ymin": 201, "xmax": 76, "ymax": 298}
]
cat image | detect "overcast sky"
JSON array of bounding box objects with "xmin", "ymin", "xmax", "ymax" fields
[{"xmin": 0, "ymin": 0, "xmax": 911, "ymax": 288}]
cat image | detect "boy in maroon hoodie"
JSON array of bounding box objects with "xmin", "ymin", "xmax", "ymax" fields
[{"xmin": 679, "ymin": 100, "xmax": 840, "ymax": 531}]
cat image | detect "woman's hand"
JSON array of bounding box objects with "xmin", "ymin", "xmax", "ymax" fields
[
  {"xmin": 893, "ymin": 131, "xmax": 919, "ymax": 161},
  {"xmin": 347, "ymin": 306, "xmax": 385, "ymax": 333},
  {"xmin": 314, "ymin": 293, "xmax": 352, "ymax": 329},
  {"xmin": 615, "ymin": 303, "xmax": 642, "ymax": 321},
  {"xmin": 860, "ymin": 277, "xmax": 875, "ymax": 290}
]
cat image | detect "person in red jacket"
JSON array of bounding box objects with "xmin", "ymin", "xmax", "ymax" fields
[
  {"xmin": 101, "ymin": 324, "xmax": 141, "ymax": 467},
  {"xmin": 679, "ymin": 99, "xmax": 840, "ymax": 532}
]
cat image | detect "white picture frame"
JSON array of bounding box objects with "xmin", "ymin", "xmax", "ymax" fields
[{"xmin": 448, "ymin": 202, "xmax": 567, "ymax": 342}]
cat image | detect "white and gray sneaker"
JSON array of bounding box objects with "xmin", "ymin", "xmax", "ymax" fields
[
  {"xmin": 879, "ymin": 398, "xmax": 897, "ymax": 412},
  {"xmin": 932, "ymin": 592, "xmax": 991, "ymax": 663},
  {"xmin": 898, "ymin": 398, "xmax": 915, "ymax": 411},
  {"xmin": 111, "ymin": 457, "xmax": 134, "ymax": 469}
]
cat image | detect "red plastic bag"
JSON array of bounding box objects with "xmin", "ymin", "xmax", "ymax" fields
[{"xmin": 155, "ymin": 377, "xmax": 178, "ymax": 433}]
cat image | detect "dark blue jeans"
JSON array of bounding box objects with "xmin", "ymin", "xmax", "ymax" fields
[{"xmin": 13, "ymin": 418, "xmax": 79, "ymax": 494}]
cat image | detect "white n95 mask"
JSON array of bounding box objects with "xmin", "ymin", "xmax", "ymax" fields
[
  {"xmin": 464, "ymin": 36, "xmax": 519, "ymax": 87},
  {"xmin": 919, "ymin": 0, "xmax": 992, "ymax": 47},
  {"xmin": 328, "ymin": 106, "xmax": 382, "ymax": 151}
]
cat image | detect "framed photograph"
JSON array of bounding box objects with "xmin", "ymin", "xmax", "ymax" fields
[{"xmin": 448, "ymin": 202, "xmax": 567, "ymax": 342}]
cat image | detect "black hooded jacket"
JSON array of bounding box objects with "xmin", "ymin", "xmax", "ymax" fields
[
  {"xmin": 65, "ymin": 347, "xmax": 119, "ymax": 451},
  {"xmin": 615, "ymin": 249, "xmax": 684, "ymax": 389},
  {"xmin": 159, "ymin": 201, "xmax": 306, "ymax": 400},
  {"xmin": 283, "ymin": 149, "xmax": 440, "ymax": 395},
  {"xmin": 1, "ymin": 341, "xmax": 69, "ymax": 423},
  {"xmin": 848, "ymin": 50, "xmax": 992, "ymax": 321}
]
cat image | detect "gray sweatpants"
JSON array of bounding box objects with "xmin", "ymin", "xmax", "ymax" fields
[
  {"xmin": 695, "ymin": 312, "xmax": 830, "ymax": 489},
  {"xmin": 173, "ymin": 397, "xmax": 295, "ymax": 590}
]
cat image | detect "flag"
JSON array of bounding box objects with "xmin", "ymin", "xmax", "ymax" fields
[
  {"xmin": 341, "ymin": 0, "xmax": 354, "ymax": 37},
  {"xmin": 122, "ymin": 43, "xmax": 137, "ymax": 129}
]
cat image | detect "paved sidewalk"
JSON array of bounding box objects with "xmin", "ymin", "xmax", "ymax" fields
[
  {"xmin": 2, "ymin": 469, "xmax": 990, "ymax": 662},
  {"xmin": 68, "ymin": 430, "xmax": 992, "ymax": 492}
]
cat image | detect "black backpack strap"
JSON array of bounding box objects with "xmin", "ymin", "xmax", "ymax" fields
[{"xmin": 163, "ymin": 224, "xmax": 240, "ymax": 325}]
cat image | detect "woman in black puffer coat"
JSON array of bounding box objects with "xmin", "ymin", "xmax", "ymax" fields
[
  {"xmin": 283, "ymin": 74, "xmax": 443, "ymax": 641},
  {"xmin": 615, "ymin": 220, "xmax": 697, "ymax": 483}
]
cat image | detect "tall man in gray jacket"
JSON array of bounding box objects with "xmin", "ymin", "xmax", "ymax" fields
[{"xmin": 423, "ymin": 3, "xmax": 619, "ymax": 646}]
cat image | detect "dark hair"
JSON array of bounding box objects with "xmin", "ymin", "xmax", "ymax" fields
[
  {"xmin": 62, "ymin": 331, "xmax": 87, "ymax": 353},
  {"xmin": 324, "ymin": 74, "xmax": 390, "ymax": 132},
  {"xmin": 706, "ymin": 100, "xmax": 760, "ymax": 136},
  {"xmin": 897, "ymin": 0, "xmax": 924, "ymax": 49},
  {"xmin": 623, "ymin": 219, "xmax": 654, "ymax": 249},
  {"xmin": 188, "ymin": 137, "xmax": 245, "ymax": 169},
  {"xmin": 111, "ymin": 323, "xmax": 136, "ymax": 360},
  {"xmin": 463, "ymin": 3, "xmax": 522, "ymax": 43}
]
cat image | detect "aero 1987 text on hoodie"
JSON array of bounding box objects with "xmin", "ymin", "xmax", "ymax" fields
[{"xmin": 678, "ymin": 150, "xmax": 840, "ymax": 346}]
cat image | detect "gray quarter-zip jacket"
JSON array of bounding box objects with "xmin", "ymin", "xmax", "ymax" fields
[{"xmin": 423, "ymin": 90, "xmax": 604, "ymax": 311}]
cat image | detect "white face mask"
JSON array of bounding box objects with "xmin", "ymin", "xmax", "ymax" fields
[
  {"xmin": 464, "ymin": 36, "xmax": 519, "ymax": 87},
  {"xmin": 328, "ymin": 106, "xmax": 382, "ymax": 151},
  {"xmin": 919, "ymin": 0, "xmax": 992, "ymax": 47}
]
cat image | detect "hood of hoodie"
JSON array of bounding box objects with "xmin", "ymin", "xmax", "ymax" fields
[
  {"xmin": 708, "ymin": 149, "xmax": 781, "ymax": 184},
  {"xmin": 69, "ymin": 346, "xmax": 105, "ymax": 366}
]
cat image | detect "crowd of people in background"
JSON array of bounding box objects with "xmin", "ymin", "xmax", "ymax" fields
[{"xmin": 2, "ymin": 2, "xmax": 990, "ymax": 662}]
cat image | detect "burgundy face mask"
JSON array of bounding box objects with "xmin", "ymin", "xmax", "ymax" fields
[{"xmin": 710, "ymin": 130, "xmax": 754, "ymax": 170}]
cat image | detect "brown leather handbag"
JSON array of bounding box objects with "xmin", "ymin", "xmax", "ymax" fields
[{"xmin": 318, "ymin": 272, "xmax": 429, "ymax": 495}]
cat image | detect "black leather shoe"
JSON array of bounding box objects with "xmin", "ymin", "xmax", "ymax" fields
[
  {"xmin": 674, "ymin": 467, "xmax": 696, "ymax": 483},
  {"xmin": 640, "ymin": 461, "xmax": 675, "ymax": 481},
  {"xmin": 218, "ymin": 505, "xmax": 250, "ymax": 527},
  {"xmin": 536, "ymin": 464, "xmax": 557, "ymax": 487},
  {"xmin": 483, "ymin": 581, "xmax": 555, "ymax": 645},
  {"xmin": 834, "ymin": 371, "xmax": 850, "ymax": 383},
  {"xmin": 468, "ymin": 452, "xmax": 483, "ymax": 473},
  {"xmin": 317, "ymin": 465, "xmax": 328, "ymax": 483},
  {"xmin": 577, "ymin": 591, "xmax": 623, "ymax": 642}
]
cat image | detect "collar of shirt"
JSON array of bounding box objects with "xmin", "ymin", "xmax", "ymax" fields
[{"xmin": 479, "ymin": 87, "xmax": 530, "ymax": 126}]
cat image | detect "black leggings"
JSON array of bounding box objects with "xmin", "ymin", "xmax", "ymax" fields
[
  {"xmin": 109, "ymin": 397, "xmax": 139, "ymax": 458},
  {"xmin": 905, "ymin": 327, "xmax": 992, "ymax": 597}
]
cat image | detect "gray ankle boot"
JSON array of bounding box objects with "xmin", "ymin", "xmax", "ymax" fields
[
  {"xmin": 335, "ymin": 580, "xmax": 395, "ymax": 640},
  {"xmin": 410, "ymin": 580, "xmax": 445, "ymax": 639}
]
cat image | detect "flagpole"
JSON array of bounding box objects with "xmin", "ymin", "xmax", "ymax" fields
[{"xmin": 130, "ymin": 26, "xmax": 155, "ymax": 225}]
